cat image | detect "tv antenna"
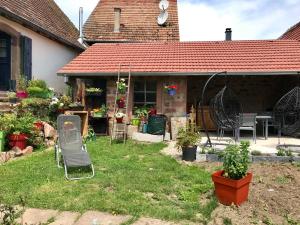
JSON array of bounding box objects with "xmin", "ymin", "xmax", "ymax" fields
[
  {"xmin": 157, "ymin": 0, "xmax": 169, "ymax": 26},
  {"xmin": 159, "ymin": 0, "xmax": 169, "ymax": 10}
]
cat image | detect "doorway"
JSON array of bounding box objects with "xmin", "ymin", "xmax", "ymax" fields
[{"xmin": 0, "ymin": 31, "xmax": 11, "ymax": 90}]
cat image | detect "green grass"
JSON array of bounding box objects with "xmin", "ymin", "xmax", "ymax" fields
[{"xmin": 0, "ymin": 138, "xmax": 214, "ymax": 223}]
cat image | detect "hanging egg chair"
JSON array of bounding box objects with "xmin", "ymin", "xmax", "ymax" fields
[{"xmin": 274, "ymin": 86, "xmax": 300, "ymax": 137}]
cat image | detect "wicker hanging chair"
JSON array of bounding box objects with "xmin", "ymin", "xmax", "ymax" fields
[
  {"xmin": 210, "ymin": 86, "xmax": 242, "ymax": 131},
  {"xmin": 274, "ymin": 87, "xmax": 300, "ymax": 137}
]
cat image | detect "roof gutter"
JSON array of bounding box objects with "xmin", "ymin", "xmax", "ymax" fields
[
  {"xmin": 57, "ymin": 71, "xmax": 300, "ymax": 77},
  {"xmin": 0, "ymin": 7, "xmax": 84, "ymax": 51}
]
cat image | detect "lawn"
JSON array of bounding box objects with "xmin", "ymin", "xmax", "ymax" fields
[{"xmin": 0, "ymin": 138, "xmax": 215, "ymax": 223}]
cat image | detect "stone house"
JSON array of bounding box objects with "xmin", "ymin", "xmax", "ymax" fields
[
  {"xmin": 0, "ymin": 0, "xmax": 83, "ymax": 92},
  {"xmin": 58, "ymin": 0, "xmax": 300, "ymax": 131}
]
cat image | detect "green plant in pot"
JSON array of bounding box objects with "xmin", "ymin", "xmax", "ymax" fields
[
  {"xmin": 92, "ymin": 104, "xmax": 108, "ymax": 117},
  {"xmin": 176, "ymin": 127, "xmax": 200, "ymax": 161},
  {"xmin": 212, "ymin": 141, "xmax": 252, "ymax": 206},
  {"xmin": 7, "ymin": 91, "xmax": 17, "ymax": 103},
  {"xmin": 7, "ymin": 113, "xmax": 35, "ymax": 150},
  {"xmin": 16, "ymin": 75, "xmax": 28, "ymax": 99},
  {"xmin": 134, "ymin": 106, "xmax": 149, "ymax": 122}
]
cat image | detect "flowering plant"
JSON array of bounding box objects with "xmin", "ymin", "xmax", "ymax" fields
[
  {"xmin": 117, "ymin": 96, "xmax": 125, "ymax": 103},
  {"xmin": 93, "ymin": 104, "xmax": 108, "ymax": 115},
  {"xmin": 164, "ymin": 85, "xmax": 178, "ymax": 91},
  {"xmin": 115, "ymin": 112, "xmax": 125, "ymax": 118},
  {"xmin": 116, "ymin": 78, "xmax": 127, "ymax": 94}
]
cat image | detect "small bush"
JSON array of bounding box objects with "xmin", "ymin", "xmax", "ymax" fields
[
  {"xmin": 223, "ymin": 141, "xmax": 250, "ymax": 180},
  {"xmin": 276, "ymin": 148, "xmax": 286, "ymax": 156},
  {"xmin": 28, "ymin": 79, "xmax": 47, "ymax": 89},
  {"xmin": 27, "ymin": 87, "xmax": 50, "ymax": 99},
  {"xmin": 18, "ymin": 98, "xmax": 51, "ymax": 121},
  {"xmin": 176, "ymin": 127, "xmax": 201, "ymax": 150}
]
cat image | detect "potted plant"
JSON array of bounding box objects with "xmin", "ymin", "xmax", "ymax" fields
[
  {"xmin": 7, "ymin": 91, "xmax": 17, "ymax": 103},
  {"xmin": 116, "ymin": 97, "xmax": 126, "ymax": 108},
  {"xmin": 86, "ymin": 87, "xmax": 103, "ymax": 96},
  {"xmin": 16, "ymin": 75, "xmax": 28, "ymax": 99},
  {"xmin": 116, "ymin": 78, "xmax": 127, "ymax": 94},
  {"xmin": 92, "ymin": 105, "xmax": 108, "ymax": 118},
  {"xmin": 134, "ymin": 106, "xmax": 149, "ymax": 122},
  {"xmin": 7, "ymin": 113, "xmax": 35, "ymax": 150},
  {"xmin": 68, "ymin": 102, "xmax": 84, "ymax": 111},
  {"xmin": 176, "ymin": 127, "xmax": 200, "ymax": 161},
  {"xmin": 212, "ymin": 141, "xmax": 252, "ymax": 206},
  {"xmin": 115, "ymin": 112, "xmax": 125, "ymax": 123},
  {"xmin": 164, "ymin": 84, "xmax": 178, "ymax": 96}
]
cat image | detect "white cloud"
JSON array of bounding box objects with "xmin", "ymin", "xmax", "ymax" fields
[
  {"xmin": 54, "ymin": 0, "xmax": 99, "ymax": 27},
  {"xmin": 55, "ymin": 0, "xmax": 300, "ymax": 41}
]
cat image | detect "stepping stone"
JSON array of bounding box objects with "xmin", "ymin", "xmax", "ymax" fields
[
  {"xmin": 49, "ymin": 211, "xmax": 81, "ymax": 225},
  {"xmin": 74, "ymin": 211, "xmax": 131, "ymax": 225},
  {"xmin": 19, "ymin": 208, "xmax": 59, "ymax": 225},
  {"xmin": 133, "ymin": 217, "xmax": 181, "ymax": 225}
]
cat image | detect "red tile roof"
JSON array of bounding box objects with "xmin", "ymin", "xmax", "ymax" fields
[
  {"xmin": 0, "ymin": 0, "xmax": 83, "ymax": 50},
  {"xmin": 280, "ymin": 21, "xmax": 300, "ymax": 41},
  {"xmin": 83, "ymin": 0, "xmax": 179, "ymax": 42},
  {"xmin": 58, "ymin": 40, "xmax": 300, "ymax": 75}
]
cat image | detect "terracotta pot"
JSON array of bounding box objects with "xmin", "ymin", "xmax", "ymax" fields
[
  {"xmin": 34, "ymin": 121, "xmax": 44, "ymax": 131},
  {"xmin": 116, "ymin": 117, "xmax": 123, "ymax": 123},
  {"xmin": 8, "ymin": 133, "xmax": 29, "ymax": 150},
  {"xmin": 212, "ymin": 170, "xmax": 252, "ymax": 206},
  {"xmin": 16, "ymin": 91, "xmax": 28, "ymax": 99}
]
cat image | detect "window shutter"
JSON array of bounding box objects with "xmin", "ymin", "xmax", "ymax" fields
[{"xmin": 20, "ymin": 35, "xmax": 32, "ymax": 81}]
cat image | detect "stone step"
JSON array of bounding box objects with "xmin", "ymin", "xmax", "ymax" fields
[
  {"xmin": 0, "ymin": 91, "xmax": 8, "ymax": 98},
  {"xmin": 0, "ymin": 97, "xmax": 9, "ymax": 102}
]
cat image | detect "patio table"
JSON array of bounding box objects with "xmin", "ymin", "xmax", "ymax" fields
[{"xmin": 256, "ymin": 115, "xmax": 272, "ymax": 140}]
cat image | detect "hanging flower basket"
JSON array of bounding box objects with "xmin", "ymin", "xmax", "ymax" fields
[{"xmin": 165, "ymin": 85, "xmax": 178, "ymax": 96}]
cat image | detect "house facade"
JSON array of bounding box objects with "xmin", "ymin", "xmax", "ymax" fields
[
  {"xmin": 58, "ymin": 0, "xmax": 300, "ymax": 133},
  {"xmin": 0, "ymin": 0, "xmax": 83, "ymax": 92}
]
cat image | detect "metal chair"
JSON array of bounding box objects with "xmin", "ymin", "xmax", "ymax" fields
[{"xmin": 236, "ymin": 113, "xmax": 257, "ymax": 143}]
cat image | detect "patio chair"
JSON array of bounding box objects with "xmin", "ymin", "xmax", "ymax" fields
[
  {"xmin": 56, "ymin": 115, "xmax": 95, "ymax": 180},
  {"xmin": 236, "ymin": 113, "xmax": 257, "ymax": 143}
]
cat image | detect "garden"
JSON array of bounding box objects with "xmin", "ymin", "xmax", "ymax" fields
[{"xmin": 0, "ymin": 78, "xmax": 299, "ymax": 225}]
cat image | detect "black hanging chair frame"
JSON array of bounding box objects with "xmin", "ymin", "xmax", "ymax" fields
[
  {"xmin": 273, "ymin": 74, "xmax": 300, "ymax": 150},
  {"xmin": 200, "ymin": 71, "xmax": 242, "ymax": 147}
]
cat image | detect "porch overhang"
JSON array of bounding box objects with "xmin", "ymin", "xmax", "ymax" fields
[{"xmin": 57, "ymin": 71, "xmax": 300, "ymax": 77}]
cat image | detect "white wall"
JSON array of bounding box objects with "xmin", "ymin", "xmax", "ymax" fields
[{"xmin": 0, "ymin": 16, "xmax": 79, "ymax": 93}]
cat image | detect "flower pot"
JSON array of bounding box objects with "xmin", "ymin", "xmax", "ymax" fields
[
  {"xmin": 167, "ymin": 89, "xmax": 176, "ymax": 96},
  {"xmin": 16, "ymin": 91, "xmax": 28, "ymax": 99},
  {"xmin": 8, "ymin": 133, "xmax": 29, "ymax": 150},
  {"xmin": 131, "ymin": 118, "xmax": 140, "ymax": 126},
  {"xmin": 182, "ymin": 146, "xmax": 197, "ymax": 161},
  {"xmin": 117, "ymin": 101, "xmax": 125, "ymax": 108},
  {"xmin": 116, "ymin": 117, "xmax": 124, "ymax": 123},
  {"xmin": 34, "ymin": 121, "xmax": 44, "ymax": 131},
  {"xmin": 212, "ymin": 170, "xmax": 252, "ymax": 206}
]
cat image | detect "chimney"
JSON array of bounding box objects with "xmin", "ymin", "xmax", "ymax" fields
[
  {"xmin": 225, "ymin": 28, "xmax": 232, "ymax": 41},
  {"xmin": 78, "ymin": 7, "xmax": 84, "ymax": 44},
  {"xmin": 114, "ymin": 8, "xmax": 121, "ymax": 32}
]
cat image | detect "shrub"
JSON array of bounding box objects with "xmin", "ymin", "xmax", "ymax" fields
[
  {"xmin": 28, "ymin": 79, "xmax": 47, "ymax": 89},
  {"xmin": 27, "ymin": 87, "xmax": 50, "ymax": 99},
  {"xmin": 18, "ymin": 98, "xmax": 51, "ymax": 121},
  {"xmin": 276, "ymin": 148, "xmax": 286, "ymax": 156},
  {"xmin": 223, "ymin": 141, "xmax": 250, "ymax": 180},
  {"xmin": 17, "ymin": 75, "xmax": 28, "ymax": 91},
  {"xmin": 6, "ymin": 113, "xmax": 35, "ymax": 135},
  {"xmin": 176, "ymin": 127, "xmax": 200, "ymax": 150}
]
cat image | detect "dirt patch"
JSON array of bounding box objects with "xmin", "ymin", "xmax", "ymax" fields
[{"xmin": 196, "ymin": 162, "xmax": 300, "ymax": 225}]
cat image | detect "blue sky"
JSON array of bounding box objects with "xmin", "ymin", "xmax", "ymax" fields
[{"xmin": 54, "ymin": 0, "xmax": 300, "ymax": 41}]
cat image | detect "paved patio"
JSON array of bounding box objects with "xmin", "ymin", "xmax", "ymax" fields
[
  {"xmin": 200, "ymin": 132, "xmax": 300, "ymax": 154},
  {"xmin": 7, "ymin": 207, "xmax": 183, "ymax": 225}
]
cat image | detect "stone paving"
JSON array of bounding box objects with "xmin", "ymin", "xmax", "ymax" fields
[{"xmin": 9, "ymin": 207, "xmax": 182, "ymax": 225}]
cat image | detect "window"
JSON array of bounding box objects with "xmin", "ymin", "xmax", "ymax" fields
[
  {"xmin": 0, "ymin": 39, "xmax": 7, "ymax": 58},
  {"xmin": 134, "ymin": 81, "xmax": 157, "ymax": 107},
  {"xmin": 114, "ymin": 8, "xmax": 121, "ymax": 32}
]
